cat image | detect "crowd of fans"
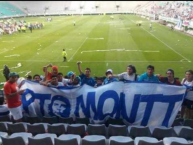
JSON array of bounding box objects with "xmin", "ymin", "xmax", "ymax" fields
[
  {"xmin": 0, "ymin": 18, "xmax": 44, "ymax": 35},
  {"xmin": 1, "ymin": 62, "xmax": 193, "ymax": 122},
  {"xmin": 143, "ymin": 1, "xmax": 193, "ymax": 21}
]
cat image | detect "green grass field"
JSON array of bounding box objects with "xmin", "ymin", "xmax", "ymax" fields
[{"xmin": 0, "ymin": 14, "xmax": 193, "ymax": 82}]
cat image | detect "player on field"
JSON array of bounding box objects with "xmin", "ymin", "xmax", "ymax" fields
[
  {"xmin": 171, "ymin": 24, "xmax": 174, "ymax": 31},
  {"xmin": 149, "ymin": 22, "xmax": 152, "ymax": 31},
  {"xmin": 73, "ymin": 21, "xmax": 76, "ymax": 26},
  {"xmin": 29, "ymin": 23, "xmax": 33, "ymax": 33},
  {"xmin": 62, "ymin": 49, "xmax": 67, "ymax": 62}
]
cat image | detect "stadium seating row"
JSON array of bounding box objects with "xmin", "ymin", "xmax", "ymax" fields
[
  {"xmin": 1, "ymin": 115, "xmax": 192, "ymax": 127},
  {"xmin": 0, "ymin": 132, "xmax": 193, "ymax": 145},
  {"xmin": 1, "ymin": 122, "xmax": 193, "ymax": 140},
  {"xmin": 172, "ymin": 118, "xmax": 193, "ymax": 127},
  {"xmin": 0, "ymin": 115, "xmax": 125, "ymax": 126}
]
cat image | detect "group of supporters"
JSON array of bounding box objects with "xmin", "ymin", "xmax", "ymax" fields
[
  {"xmin": 148, "ymin": 1, "xmax": 193, "ymax": 21},
  {"xmin": 1, "ymin": 62, "xmax": 193, "ymax": 123},
  {"xmin": 0, "ymin": 18, "xmax": 44, "ymax": 35}
]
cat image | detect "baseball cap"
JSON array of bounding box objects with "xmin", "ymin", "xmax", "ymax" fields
[
  {"xmin": 75, "ymin": 76, "xmax": 81, "ymax": 82},
  {"xmin": 9, "ymin": 72, "xmax": 19, "ymax": 77},
  {"xmin": 67, "ymin": 71, "xmax": 74, "ymax": 77},
  {"xmin": 106, "ymin": 69, "xmax": 113, "ymax": 75}
]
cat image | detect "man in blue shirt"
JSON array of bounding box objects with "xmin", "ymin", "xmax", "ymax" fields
[
  {"xmin": 77, "ymin": 61, "xmax": 96, "ymax": 87},
  {"xmin": 138, "ymin": 65, "xmax": 159, "ymax": 82},
  {"xmin": 104, "ymin": 69, "xmax": 118, "ymax": 85}
]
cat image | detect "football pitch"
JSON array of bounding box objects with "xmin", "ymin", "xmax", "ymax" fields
[{"xmin": 0, "ymin": 15, "xmax": 193, "ymax": 81}]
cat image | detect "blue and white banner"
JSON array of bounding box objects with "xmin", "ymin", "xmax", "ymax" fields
[{"xmin": 21, "ymin": 81, "xmax": 186, "ymax": 127}]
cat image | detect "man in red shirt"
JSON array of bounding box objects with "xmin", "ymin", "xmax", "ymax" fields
[
  {"xmin": 43, "ymin": 64, "xmax": 58, "ymax": 81},
  {"xmin": 4, "ymin": 72, "xmax": 25, "ymax": 122},
  {"xmin": 158, "ymin": 69, "xmax": 181, "ymax": 86}
]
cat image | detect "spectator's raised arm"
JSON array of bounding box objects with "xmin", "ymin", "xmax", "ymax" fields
[
  {"xmin": 43, "ymin": 64, "xmax": 52, "ymax": 82},
  {"xmin": 43, "ymin": 64, "xmax": 52, "ymax": 72},
  {"xmin": 77, "ymin": 61, "xmax": 83, "ymax": 75}
]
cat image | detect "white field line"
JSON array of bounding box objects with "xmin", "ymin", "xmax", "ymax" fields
[
  {"xmin": 2, "ymin": 40, "xmax": 14, "ymax": 43},
  {"xmin": 18, "ymin": 71, "xmax": 27, "ymax": 74},
  {"xmin": 126, "ymin": 50, "xmax": 159, "ymax": 53},
  {"xmin": 68, "ymin": 37, "xmax": 88, "ymax": 62},
  {"xmin": 81, "ymin": 49, "xmax": 160, "ymax": 54},
  {"xmin": 0, "ymin": 49, "xmax": 9, "ymax": 54},
  {"xmin": 180, "ymin": 59, "xmax": 187, "ymax": 62},
  {"xmin": 0, "ymin": 60, "xmax": 53, "ymax": 62},
  {"xmin": 119, "ymin": 28, "xmax": 130, "ymax": 30},
  {"xmin": 143, "ymin": 51, "xmax": 159, "ymax": 53},
  {"xmin": 0, "ymin": 47, "xmax": 16, "ymax": 55},
  {"xmin": 129, "ymin": 19, "xmax": 191, "ymax": 63},
  {"xmin": 9, "ymin": 63, "xmax": 22, "ymax": 70},
  {"xmin": 72, "ymin": 61, "xmax": 185, "ymax": 63},
  {"xmin": 87, "ymin": 38, "xmax": 104, "ymax": 40},
  {"xmin": 25, "ymin": 71, "xmax": 31, "ymax": 76},
  {"xmin": 4, "ymin": 54, "xmax": 20, "ymax": 58},
  {"xmin": 141, "ymin": 27, "xmax": 191, "ymax": 63},
  {"xmin": 0, "ymin": 60, "xmax": 184, "ymax": 63},
  {"xmin": 60, "ymin": 66, "xmax": 69, "ymax": 67}
]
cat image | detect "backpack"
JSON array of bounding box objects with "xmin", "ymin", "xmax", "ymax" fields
[{"xmin": 134, "ymin": 74, "xmax": 138, "ymax": 81}]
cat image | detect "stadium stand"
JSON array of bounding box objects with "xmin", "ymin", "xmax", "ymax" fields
[
  {"xmin": 134, "ymin": 1, "xmax": 193, "ymax": 35},
  {"xmin": 0, "ymin": 1, "xmax": 25, "ymax": 18},
  {"xmin": 8, "ymin": 1, "xmax": 145, "ymax": 15}
]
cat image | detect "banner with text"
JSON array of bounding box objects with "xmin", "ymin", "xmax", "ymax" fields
[{"xmin": 21, "ymin": 81, "xmax": 186, "ymax": 127}]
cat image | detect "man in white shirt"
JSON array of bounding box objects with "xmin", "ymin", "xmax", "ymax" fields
[
  {"xmin": 57, "ymin": 72, "xmax": 71, "ymax": 86},
  {"xmin": 48, "ymin": 75, "xmax": 64, "ymax": 87},
  {"xmin": 117, "ymin": 65, "xmax": 138, "ymax": 81},
  {"xmin": 40, "ymin": 75, "xmax": 64, "ymax": 88}
]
